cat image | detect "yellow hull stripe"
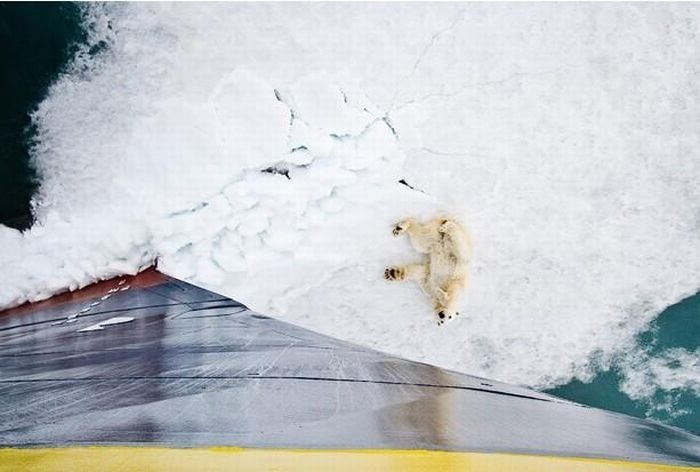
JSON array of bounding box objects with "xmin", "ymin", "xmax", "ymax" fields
[{"xmin": 1, "ymin": 447, "xmax": 698, "ymax": 472}]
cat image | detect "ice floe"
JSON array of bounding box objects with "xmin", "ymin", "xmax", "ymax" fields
[{"xmin": 1, "ymin": 4, "xmax": 699, "ymax": 408}]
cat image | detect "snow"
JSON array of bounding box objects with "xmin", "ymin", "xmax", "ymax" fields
[
  {"xmin": 1, "ymin": 3, "xmax": 700, "ymax": 405},
  {"xmin": 76, "ymin": 316, "xmax": 135, "ymax": 333},
  {"xmin": 623, "ymin": 349, "xmax": 700, "ymax": 400}
]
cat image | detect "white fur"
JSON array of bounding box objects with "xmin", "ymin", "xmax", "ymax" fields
[{"xmin": 385, "ymin": 216, "xmax": 472, "ymax": 325}]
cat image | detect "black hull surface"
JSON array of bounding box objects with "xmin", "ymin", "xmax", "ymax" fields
[{"xmin": 1, "ymin": 269, "xmax": 699, "ymax": 470}]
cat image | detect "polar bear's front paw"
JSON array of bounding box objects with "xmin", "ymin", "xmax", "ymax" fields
[{"xmin": 384, "ymin": 266, "xmax": 405, "ymax": 281}]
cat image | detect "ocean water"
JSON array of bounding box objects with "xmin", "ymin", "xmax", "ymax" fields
[
  {"xmin": 548, "ymin": 293, "xmax": 700, "ymax": 434},
  {"xmin": 0, "ymin": 3, "xmax": 85, "ymax": 230},
  {"xmin": 0, "ymin": 3, "xmax": 698, "ymax": 435}
]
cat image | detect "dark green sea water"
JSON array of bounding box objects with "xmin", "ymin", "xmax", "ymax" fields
[
  {"xmin": 0, "ymin": 2, "xmax": 698, "ymax": 435},
  {"xmin": 548, "ymin": 294, "xmax": 700, "ymax": 435},
  {"xmin": 0, "ymin": 2, "xmax": 84, "ymax": 230}
]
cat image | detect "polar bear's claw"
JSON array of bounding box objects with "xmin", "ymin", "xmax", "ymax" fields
[{"xmin": 384, "ymin": 267, "xmax": 403, "ymax": 281}]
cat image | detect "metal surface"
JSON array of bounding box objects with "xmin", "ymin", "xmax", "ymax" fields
[{"xmin": 1, "ymin": 270, "xmax": 700, "ymax": 466}]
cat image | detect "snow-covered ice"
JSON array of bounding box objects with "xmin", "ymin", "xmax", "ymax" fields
[{"xmin": 1, "ymin": 3, "xmax": 700, "ymax": 409}]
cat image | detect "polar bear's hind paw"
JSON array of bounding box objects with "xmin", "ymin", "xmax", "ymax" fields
[{"xmin": 384, "ymin": 266, "xmax": 405, "ymax": 281}]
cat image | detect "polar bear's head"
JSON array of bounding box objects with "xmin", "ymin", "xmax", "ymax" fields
[{"xmin": 436, "ymin": 310, "xmax": 459, "ymax": 326}]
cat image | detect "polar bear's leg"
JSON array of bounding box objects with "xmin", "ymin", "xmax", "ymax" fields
[
  {"xmin": 437, "ymin": 218, "xmax": 472, "ymax": 261},
  {"xmin": 384, "ymin": 263, "xmax": 427, "ymax": 282},
  {"xmin": 392, "ymin": 218, "xmax": 437, "ymax": 254}
]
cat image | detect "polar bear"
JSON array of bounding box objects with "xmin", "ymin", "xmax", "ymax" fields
[{"xmin": 384, "ymin": 216, "xmax": 472, "ymax": 325}]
